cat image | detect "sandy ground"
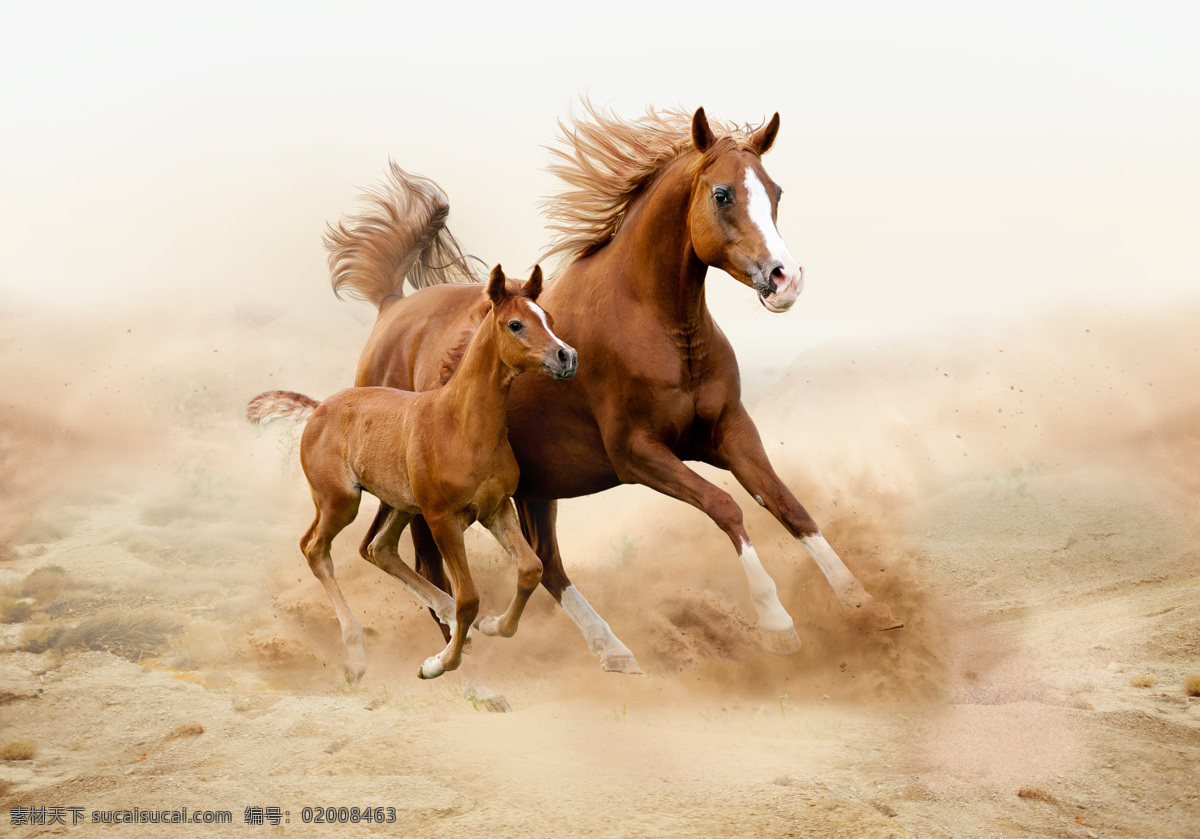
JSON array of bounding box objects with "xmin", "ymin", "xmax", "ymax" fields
[{"xmin": 2, "ymin": 296, "xmax": 1199, "ymax": 838}]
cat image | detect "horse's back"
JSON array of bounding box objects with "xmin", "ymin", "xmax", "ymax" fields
[{"xmin": 355, "ymin": 283, "xmax": 488, "ymax": 391}]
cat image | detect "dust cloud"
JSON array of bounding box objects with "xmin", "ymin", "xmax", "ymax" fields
[{"xmin": 2, "ymin": 293, "xmax": 1199, "ymax": 836}]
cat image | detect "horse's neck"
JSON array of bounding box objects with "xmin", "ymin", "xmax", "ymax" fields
[
  {"xmin": 439, "ymin": 318, "xmax": 515, "ymax": 444},
  {"xmin": 607, "ymin": 154, "xmax": 709, "ymax": 330}
]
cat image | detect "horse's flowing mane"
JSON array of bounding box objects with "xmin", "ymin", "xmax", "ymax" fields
[
  {"xmin": 540, "ymin": 100, "xmax": 754, "ymax": 268},
  {"xmin": 325, "ymin": 161, "xmax": 483, "ymax": 308}
]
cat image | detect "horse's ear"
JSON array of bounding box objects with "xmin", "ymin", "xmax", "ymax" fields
[
  {"xmin": 523, "ymin": 265, "xmax": 543, "ymax": 301},
  {"xmin": 752, "ymin": 112, "xmax": 780, "ymax": 155},
  {"xmin": 691, "ymin": 107, "xmax": 715, "ymax": 152},
  {"xmin": 487, "ymin": 264, "xmax": 507, "ymax": 305}
]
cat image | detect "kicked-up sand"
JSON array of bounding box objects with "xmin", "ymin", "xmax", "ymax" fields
[{"xmin": 1, "ymin": 296, "xmax": 1198, "ymax": 837}]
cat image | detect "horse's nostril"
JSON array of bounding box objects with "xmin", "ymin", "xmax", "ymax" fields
[
  {"xmin": 557, "ymin": 348, "xmax": 570, "ymax": 364},
  {"xmin": 765, "ymin": 263, "xmax": 784, "ymax": 295}
]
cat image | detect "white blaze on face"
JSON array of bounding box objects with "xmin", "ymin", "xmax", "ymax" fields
[
  {"xmin": 518, "ymin": 298, "xmax": 567, "ymax": 350},
  {"xmin": 743, "ymin": 169, "xmax": 803, "ymax": 310}
]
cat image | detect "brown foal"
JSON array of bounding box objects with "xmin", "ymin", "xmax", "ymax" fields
[{"xmin": 246, "ymin": 265, "xmax": 576, "ymax": 681}]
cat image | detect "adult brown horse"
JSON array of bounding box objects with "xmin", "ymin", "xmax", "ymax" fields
[{"xmin": 327, "ymin": 104, "xmax": 901, "ymax": 702}]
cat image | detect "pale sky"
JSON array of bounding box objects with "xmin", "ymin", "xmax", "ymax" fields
[{"xmin": 2, "ymin": 1, "xmax": 1197, "ymax": 356}]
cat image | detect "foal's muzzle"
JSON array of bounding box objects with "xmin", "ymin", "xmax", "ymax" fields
[{"xmin": 545, "ymin": 346, "xmax": 578, "ymax": 380}]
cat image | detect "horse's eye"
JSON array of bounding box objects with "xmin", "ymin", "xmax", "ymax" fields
[
  {"xmin": 508, "ymin": 320, "xmax": 523, "ymax": 333},
  {"xmin": 713, "ymin": 185, "xmax": 733, "ymax": 206},
  {"xmin": 776, "ymin": 185, "xmax": 784, "ymax": 201}
]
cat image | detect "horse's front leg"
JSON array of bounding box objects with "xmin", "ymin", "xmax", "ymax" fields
[
  {"xmin": 613, "ymin": 435, "xmax": 802, "ymax": 654},
  {"xmin": 708, "ymin": 407, "xmax": 902, "ymax": 631}
]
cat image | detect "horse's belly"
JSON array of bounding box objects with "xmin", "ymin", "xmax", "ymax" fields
[{"xmin": 507, "ymin": 410, "xmax": 621, "ymax": 500}]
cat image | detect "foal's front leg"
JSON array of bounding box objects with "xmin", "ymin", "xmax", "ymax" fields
[
  {"xmin": 474, "ymin": 500, "xmax": 542, "ymax": 638},
  {"xmin": 709, "ymin": 407, "xmax": 902, "ymax": 631},
  {"xmin": 418, "ymin": 515, "xmax": 479, "ymax": 680}
]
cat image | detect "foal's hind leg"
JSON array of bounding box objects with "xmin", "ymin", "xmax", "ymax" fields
[
  {"xmin": 474, "ymin": 499, "xmax": 542, "ymax": 638},
  {"xmin": 516, "ymin": 499, "xmax": 642, "ymax": 675},
  {"xmin": 301, "ymin": 488, "xmax": 366, "ymax": 682},
  {"xmin": 359, "ymin": 504, "xmax": 457, "ymax": 629}
]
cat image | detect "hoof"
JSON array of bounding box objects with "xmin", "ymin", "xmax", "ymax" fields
[
  {"xmin": 344, "ymin": 659, "xmax": 366, "ymax": 685},
  {"xmin": 844, "ymin": 597, "xmax": 904, "ymax": 632},
  {"xmin": 418, "ymin": 657, "xmax": 446, "ymax": 680},
  {"xmin": 758, "ymin": 626, "xmax": 803, "ymax": 655},
  {"xmin": 600, "ymin": 651, "xmax": 644, "ymax": 675},
  {"xmin": 474, "ymin": 615, "xmax": 503, "ymax": 637}
]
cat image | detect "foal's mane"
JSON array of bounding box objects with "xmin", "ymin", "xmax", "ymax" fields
[{"xmin": 540, "ymin": 100, "xmax": 757, "ymax": 268}]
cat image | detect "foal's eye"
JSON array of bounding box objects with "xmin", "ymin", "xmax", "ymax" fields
[
  {"xmin": 712, "ymin": 185, "xmax": 733, "ymax": 206},
  {"xmin": 776, "ymin": 185, "xmax": 784, "ymax": 201},
  {"xmin": 508, "ymin": 320, "xmax": 523, "ymax": 333}
]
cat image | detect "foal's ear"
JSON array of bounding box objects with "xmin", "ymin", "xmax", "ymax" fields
[
  {"xmin": 691, "ymin": 107, "xmax": 715, "ymax": 152},
  {"xmin": 487, "ymin": 264, "xmax": 508, "ymax": 305},
  {"xmin": 751, "ymin": 112, "xmax": 780, "ymax": 155},
  {"xmin": 522, "ymin": 265, "xmax": 543, "ymax": 301}
]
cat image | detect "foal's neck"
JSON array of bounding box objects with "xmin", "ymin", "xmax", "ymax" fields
[
  {"xmin": 440, "ymin": 317, "xmax": 516, "ymax": 444},
  {"xmin": 612, "ymin": 153, "xmax": 710, "ymax": 330}
]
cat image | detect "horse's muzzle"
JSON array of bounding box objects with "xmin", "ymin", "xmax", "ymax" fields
[
  {"xmin": 757, "ymin": 263, "xmax": 803, "ymax": 313},
  {"xmin": 545, "ymin": 346, "xmax": 578, "ymax": 380}
]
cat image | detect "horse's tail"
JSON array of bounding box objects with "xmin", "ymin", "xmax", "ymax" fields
[
  {"xmin": 324, "ymin": 160, "xmax": 484, "ymax": 308},
  {"xmin": 246, "ymin": 390, "xmax": 321, "ymax": 426}
]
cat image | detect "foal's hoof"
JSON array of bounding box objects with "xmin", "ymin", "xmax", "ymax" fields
[
  {"xmin": 758, "ymin": 626, "xmax": 803, "ymax": 655},
  {"xmin": 600, "ymin": 651, "xmax": 644, "ymax": 676},
  {"xmin": 474, "ymin": 615, "xmax": 505, "ymax": 637},
  {"xmin": 418, "ymin": 657, "xmax": 446, "ymax": 680}
]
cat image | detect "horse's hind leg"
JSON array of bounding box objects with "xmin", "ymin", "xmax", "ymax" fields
[
  {"xmin": 301, "ymin": 487, "xmax": 366, "ymax": 682},
  {"xmin": 516, "ymin": 499, "xmax": 642, "ymax": 675},
  {"xmin": 359, "ymin": 504, "xmax": 457, "ymax": 629},
  {"xmin": 417, "ymin": 515, "xmax": 478, "ymax": 680},
  {"xmin": 474, "ymin": 499, "xmax": 542, "ymax": 638}
]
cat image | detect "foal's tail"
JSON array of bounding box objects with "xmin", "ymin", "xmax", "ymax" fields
[
  {"xmin": 324, "ymin": 160, "xmax": 484, "ymax": 308},
  {"xmin": 245, "ymin": 390, "xmax": 321, "ymax": 426}
]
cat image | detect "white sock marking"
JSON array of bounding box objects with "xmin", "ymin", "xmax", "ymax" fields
[
  {"xmin": 560, "ymin": 585, "xmax": 626, "ymax": 657},
  {"xmin": 738, "ymin": 540, "xmax": 795, "ymax": 633},
  {"xmin": 800, "ymin": 534, "xmax": 867, "ymax": 607}
]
